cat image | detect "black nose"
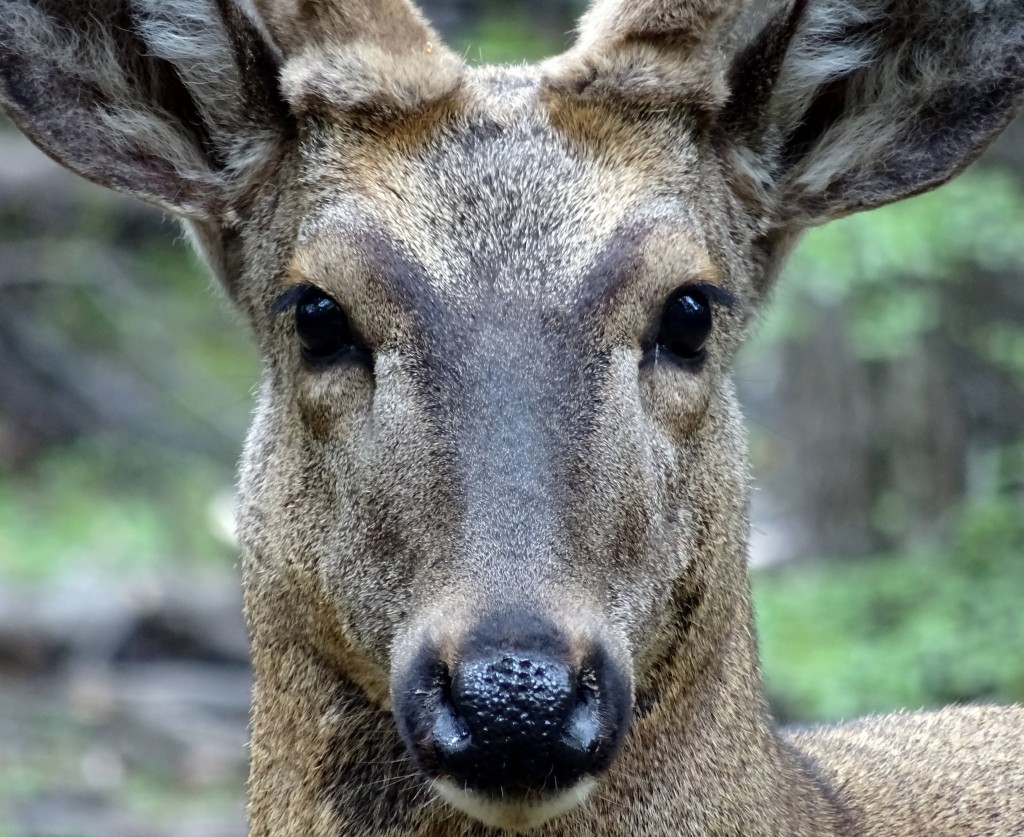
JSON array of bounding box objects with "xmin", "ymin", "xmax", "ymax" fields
[
  {"xmin": 443, "ymin": 652, "xmax": 598, "ymax": 791},
  {"xmin": 394, "ymin": 615, "xmax": 630, "ymax": 795}
]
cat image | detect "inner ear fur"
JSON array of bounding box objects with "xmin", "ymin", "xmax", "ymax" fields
[
  {"xmin": 719, "ymin": 0, "xmax": 1024, "ymax": 229},
  {"xmin": 0, "ymin": 0, "xmax": 289, "ymax": 222}
]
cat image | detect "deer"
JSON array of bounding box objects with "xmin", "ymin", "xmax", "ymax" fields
[{"xmin": 3, "ymin": 0, "xmax": 1024, "ymax": 833}]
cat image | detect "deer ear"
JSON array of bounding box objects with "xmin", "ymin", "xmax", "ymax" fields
[
  {"xmin": 545, "ymin": 0, "xmax": 743, "ymax": 109},
  {"xmin": 251, "ymin": 0, "xmax": 441, "ymax": 58},
  {"xmin": 720, "ymin": 0, "xmax": 1024, "ymax": 230},
  {"xmin": 0, "ymin": 0, "xmax": 289, "ymax": 223},
  {"xmin": 251, "ymin": 0, "xmax": 464, "ymax": 118}
]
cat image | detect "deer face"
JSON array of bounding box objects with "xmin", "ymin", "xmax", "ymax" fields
[
  {"xmin": 239, "ymin": 71, "xmax": 756, "ymax": 827},
  {"xmin": 3, "ymin": 0, "xmax": 1021, "ymax": 832}
]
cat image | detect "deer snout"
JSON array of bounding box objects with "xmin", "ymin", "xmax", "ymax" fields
[
  {"xmin": 393, "ymin": 614, "xmax": 631, "ymax": 805},
  {"xmin": 436, "ymin": 652, "xmax": 599, "ymax": 792}
]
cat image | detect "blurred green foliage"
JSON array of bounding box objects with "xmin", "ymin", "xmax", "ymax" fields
[
  {"xmin": 763, "ymin": 170, "xmax": 1024, "ymax": 372},
  {"xmin": 0, "ymin": 441, "xmax": 233, "ymax": 583},
  {"xmin": 755, "ymin": 495, "xmax": 1024, "ymax": 722},
  {"xmin": 751, "ymin": 167, "xmax": 1024, "ymax": 721},
  {"xmin": 454, "ymin": 12, "xmax": 570, "ymax": 63}
]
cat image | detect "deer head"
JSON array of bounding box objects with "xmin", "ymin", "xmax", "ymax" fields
[{"xmin": 2, "ymin": 0, "xmax": 1022, "ymax": 833}]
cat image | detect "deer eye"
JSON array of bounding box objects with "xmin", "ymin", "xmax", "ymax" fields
[
  {"xmin": 656, "ymin": 287, "xmax": 712, "ymax": 361},
  {"xmin": 295, "ymin": 287, "xmax": 355, "ymax": 363}
]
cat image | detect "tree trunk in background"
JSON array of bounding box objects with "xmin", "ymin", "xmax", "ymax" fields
[
  {"xmin": 761, "ymin": 265, "xmax": 1024, "ymax": 561},
  {"xmin": 775, "ymin": 306, "xmax": 883, "ymax": 558},
  {"xmin": 774, "ymin": 317, "xmax": 968, "ymax": 558}
]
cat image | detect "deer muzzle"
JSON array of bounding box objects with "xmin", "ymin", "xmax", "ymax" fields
[{"xmin": 392, "ymin": 611, "xmax": 631, "ymax": 827}]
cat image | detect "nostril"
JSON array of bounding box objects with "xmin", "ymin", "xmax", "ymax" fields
[
  {"xmin": 564, "ymin": 665, "xmax": 601, "ymax": 754},
  {"xmin": 429, "ymin": 662, "xmax": 471, "ymax": 757},
  {"xmin": 431, "ymin": 653, "xmax": 603, "ymax": 793}
]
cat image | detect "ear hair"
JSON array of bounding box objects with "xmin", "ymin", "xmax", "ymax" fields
[
  {"xmin": 544, "ymin": 0, "xmax": 746, "ymax": 110},
  {"xmin": 720, "ymin": 0, "xmax": 1024, "ymax": 228},
  {"xmin": 251, "ymin": 0, "xmax": 438, "ymax": 56},
  {"xmin": 577, "ymin": 0, "xmax": 745, "ymax": 48},
  {"xmin": 281, "ymin": 41, "xmax": 464, "ymax": 118},
  {"xmin": 0, "ymin": 0, "xmax": 288, "ymax": 221},
  {"xmin": 138, "ymin": 0, "xmax": 289, "ymax": 167},
  {"xmin": 252, "ymin": 0, "xmax": 464, "ymax": 118}
]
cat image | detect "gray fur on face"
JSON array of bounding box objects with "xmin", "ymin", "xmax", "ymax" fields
[{"xmin": 2, "ymin": 1, "xmax": 1024, "ymax": 834}]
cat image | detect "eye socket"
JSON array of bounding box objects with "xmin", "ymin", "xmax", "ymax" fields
[
  {"xmin": 295, "ymin": 286, "xmax": 356, "ymax": 363},
  {"xmin": 656, "ymin": 287, "xmax": 713, "ymax": 361}
]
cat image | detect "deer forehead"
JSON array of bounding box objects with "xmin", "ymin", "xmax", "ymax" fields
[{"xmin": 283, "ymin": 67, "xmax": 731, "ymax": 325}]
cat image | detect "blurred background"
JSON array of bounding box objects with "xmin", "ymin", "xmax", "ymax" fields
[{"xmin": 1, "ymin": 2, "xmax": 1022, "ymax": 835}]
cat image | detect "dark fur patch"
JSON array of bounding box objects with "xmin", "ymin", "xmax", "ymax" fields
[
  {"xmin": 213, "ymin": 0, "xmax": 291, "ymax": 127},
  {"xmin": 360, "ymin": 225, "xmax": 450, "ymax": 322},
  {"xmin": 778, "ymin": 737, "xmax": 854, "ymax": 828},
  {"xmin": 719, "ymin": 0, "xmax": 811, "ymax": 139},
  {"xmin": 633, "ymin": 686, "xmax": 661, "ymax": 719},
  {"xmin": 320, "ymin": 685, "xmax": 427, "ymax": 828},
  {"xmin": 779, "ymin": 75, "xmax": 848, "ymax": 174},
  {"xmin": 298, "ymin": 399, "xmax": 334, "ymax": 441},
  {"xmin": 461, "ymin": 611, "xmax": 573, "ymax": 661},
  {"xmin": 674, "ymin": 578, "xmax": 706, "ymax": 636},
  {"xmin": 635, "ymin": 578, "xmax": 707, "ymax": 704},
  {"xmin": 575, "ymin": 220, "xmax": 652, "ymax": 314}
]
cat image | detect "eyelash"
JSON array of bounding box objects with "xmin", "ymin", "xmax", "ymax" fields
[
  {"xmin": 272, "ymin": 284, "xmax": 314, "ymax": 315},
  {"xmin": 679, "ymin": 282, "xmax": 736, "ymax": 310}
]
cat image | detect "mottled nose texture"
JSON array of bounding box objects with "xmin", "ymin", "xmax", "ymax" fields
[
  {"xmin": 443, "ymin": 653, "xmax": 598, "ymax": 792},
  {"xmin": 394, "ymin": 613, "xmax": 631, "ymax": 796}
]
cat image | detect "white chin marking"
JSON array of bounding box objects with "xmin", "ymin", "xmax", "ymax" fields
[{"xmin": 434, "ymin": 778, "xmax": 596, "ymax": 832}]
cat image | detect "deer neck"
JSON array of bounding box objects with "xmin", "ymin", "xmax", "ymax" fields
[{"xmin": 599, "ymin": 582, "xmax": 848, "ymax": 836}]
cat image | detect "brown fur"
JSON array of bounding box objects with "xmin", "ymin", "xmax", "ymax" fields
[
  {"xmin": 2, "ymin": 1, "xmax": 1023, "ymax": 835},
  {"xmin": 253, "ymin": 0, "xmax": 464, "ymax": 118},
  {"xmin": 252, "ymin": 0, "xmax": 441, "ymax": 55},
  {"xmin": 544, "ymin": 0, "xmax": 743, "ymax": 108}
]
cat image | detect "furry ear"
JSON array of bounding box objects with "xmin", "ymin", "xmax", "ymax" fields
[
  {"xmin": 720, "ymin": 0, "xmax": 1024, "ymax": 229},
  {"xmin": 545, "ymin": 0, "xmax": 745, "ymax": 109},
  {"xmin": 0, "ymin": 0, "xmax": 288, "ymax": 223},
  {"xmin": 251, "ymin": 0, "xmax": 439, "ymax": 57},
  {"xmin": 252, "ymin": 0, "xmax": 464, "ymax": 117}
]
